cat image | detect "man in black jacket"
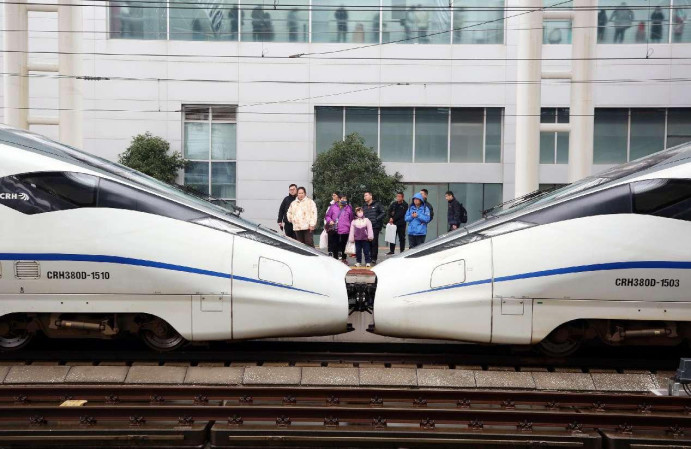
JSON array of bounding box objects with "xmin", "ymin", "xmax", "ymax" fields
[
  {"xmin": 445, "ymin": 190, "xmax": 467, "ymax": 232},
  {"xmin": 420, "ymin": 189, "xmax": 434, "ymax": 223},
  {"xmin": 277, "ymin": 184, "xmax": 298, "ymax": 238},
  {"xmin": 386, "ymin": 191, "xmax": 408, "ymax": 254},
  {"xmin": 363, "ymin": 191, "xmax": 386, "ymax": 264}
]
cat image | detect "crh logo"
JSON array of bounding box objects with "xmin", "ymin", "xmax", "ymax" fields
[{"xmin": 0, "ymin": 193, "xmax": 29, "ymax": 201}]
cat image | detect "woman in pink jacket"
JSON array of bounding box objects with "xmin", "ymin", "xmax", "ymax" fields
[
  {"xmin": 349, "ymin": 207, "xmax": 374, "ymax": 267},
  {"xmin": 324, "ymin": 194, "xmax": 353, "ymax": 262}
]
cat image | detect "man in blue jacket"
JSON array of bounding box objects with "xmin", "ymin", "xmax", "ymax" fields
[{"xmin": 405, "ymin": 193, "xmax": 431, "ymax": 248}]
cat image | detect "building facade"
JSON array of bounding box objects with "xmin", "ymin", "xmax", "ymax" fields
[{"xmin": 3, "ymin": 0, "xmax": 691, "ymax": 238}]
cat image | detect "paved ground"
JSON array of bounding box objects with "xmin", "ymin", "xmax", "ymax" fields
[
  {"xmin": 0, "ymin": 363, "xmax": 673, "ymax": 392},
  {"xmin": 319, "ymin": 244, "xmax": 395, "ymax": 268}
]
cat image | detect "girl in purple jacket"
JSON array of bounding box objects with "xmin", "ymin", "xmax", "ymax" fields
[
  {"xmin": 324, "ymin": 194, "xmax": 353, "ymax": 262},
  {"xmin": 349, "ymin": 207, "xmax": 374, "ymax": 267}
]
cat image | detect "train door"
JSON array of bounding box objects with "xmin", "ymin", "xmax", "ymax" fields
[{"xmin": 190, "ymin": 236, "xmax": 233, "ymax": 340}]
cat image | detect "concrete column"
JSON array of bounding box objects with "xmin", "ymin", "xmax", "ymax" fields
[
  {"xmin": 58, "ymin": 0, "xmax": 83, "ymax": 147},
  {"xmin": 568, "ymin": 0, "xmax": 597, "ymax": 182},
  {"xmin": 514, "ymin": 0, "xmax": 543, "ymax": 198},
  {"xmin": 3, "ymin": 0, "xmax": 29, "ymax": 129}
]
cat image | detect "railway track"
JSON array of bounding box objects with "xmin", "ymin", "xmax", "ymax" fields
[
  {"xmin": 1, "ymin": 340, "xmax": 687, "ymax": 371},
  {"xmin": 0, "ymin": 385, "xmax": 689, "ymax": 448}
]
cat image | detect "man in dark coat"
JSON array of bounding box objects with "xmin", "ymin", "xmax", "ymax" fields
[
  {"xmin": 420, "ymin": 189, "xmax": 434, "ymax": 223},
  {"xmin": 277, "ymin": 183, "xmax": 298, "ymax": 238},
  {"xmin": 445, "ymin": 190, "xmax": 467, "ymax": 232},
  {"xmin": 362, "ymin": 191, "xmax": 386, "ymax": 264},
  {"xmin": 386, "ymin": 191, "xmax": 408, "ymax": 254}
]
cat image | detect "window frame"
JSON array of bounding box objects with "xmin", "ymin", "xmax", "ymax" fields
[{"xmin": 182, "ymin": 105, "xmax": 238, "ymax": 206}]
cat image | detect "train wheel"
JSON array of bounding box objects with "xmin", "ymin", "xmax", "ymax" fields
[
  {"xmin": 141, "ymin": 318, "xmax": 186, "ymax": 352},
  {"xmin": 0, "ymin": 324, "xmax": 33, "ymax": 351},
  {"xmin": 538, "ymin": 325, "xmax": 583, "ymax": 357}
]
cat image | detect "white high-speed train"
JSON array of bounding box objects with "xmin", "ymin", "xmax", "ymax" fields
[
  {"xmin": 0, "ymin": 126, "xmax": 350, "ymax": 351},
  {"xmin": 371, "ymin": 143, "xmax": 691, "ymax": 355}
]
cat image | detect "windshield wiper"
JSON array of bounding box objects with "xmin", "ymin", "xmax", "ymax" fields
[{"xmin": 174, "ymin": 183, "xmax": 242, "ymax": 216}]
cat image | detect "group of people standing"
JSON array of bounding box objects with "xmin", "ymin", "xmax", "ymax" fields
[
  {"xmin": 597, "ymin": 3, "xmax": 686, "ymax": 44},
  {"xmin": 276, "ymin": 184, "xmax": 468, "ymax": 266}
]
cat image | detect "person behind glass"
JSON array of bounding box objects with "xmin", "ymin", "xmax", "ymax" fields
[
  {"xmin": 277, "ymin": 183, "xmax": 297, "ymax": 239},
  {"xmin": 335, "ymin": 6, "xmax": 348, "ymax": 42},
  {"xmin": 362, "ymin": 191, "xmax": 386, "ymax": 264},
  {"xmin": 229, "ymin": 5, "xmax": 241, "ymax": 40},
  {"xmin": 288, "ymin": 9, "xmax": 299, "ymax": 42},
  {"xmin": 263, "ymin": 12, "xmax": 274, "ymax": 41},
  {"xmin": 286, "ymin": 186, "xmax": 317, "ymax": 247},
  {"xmin": 325, "ymin": 193, "xmax": 353, "ymax": 262},
  {"xmin": 610, "ymin": 2, "xmax": 633, "ymax": 43},
  {"xmin": 349, "ymin": 207, "xmax": 374, "ymax": 268},
  {"xmin": 414, "ymin": 4, "xmax": 429, "ymax": 43},
  {"xmin": 650, "ymin": 6, "xmax": 664, "ymax": 43},
  {"xmin": 405, "ymin": 193, "xmax": 430, "ymax": 249},
  {"xmin": 251, "ymin": 5, "xmax": 264, "ymax": 41},
  {"xmin": 386, "ymin": 191, "xmax": 408, "ymax": 255},
  {"xmin": 445, "ymin": 190, "xmax": 467, "ymax": 232},
  {"xmin": 597, "ymin": 9, "xmax": 608, "ymax": 42},
  {"xmin": 419, "ymin": 189, "xmax": 434, "ymax": 223}
]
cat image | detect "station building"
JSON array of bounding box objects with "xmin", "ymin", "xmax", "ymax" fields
[{"xmin": 2, "ymin": 0, "xmax": 691, "ymax": 239}]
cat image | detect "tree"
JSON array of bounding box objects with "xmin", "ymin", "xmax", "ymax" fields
[
  {"xmin": 312, "ymin": 133, "xmax": 403, "ymax": 218},
  {"xmin": 118, "ymin": 132, "xmax": 186, "ymax": 184}
]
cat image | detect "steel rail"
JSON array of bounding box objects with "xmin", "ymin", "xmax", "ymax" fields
[
  {"xmin": 0, "ymin": 385, "xmax": 686, "ymax": 409},
  {"xmin": 0, "ymin": 404, "xmax": 689, "ymax": 429}
]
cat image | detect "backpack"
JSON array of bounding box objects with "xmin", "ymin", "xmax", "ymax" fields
[{"xmin": 460, "ymin": 204, "xmax": 468, "ymax": 224}]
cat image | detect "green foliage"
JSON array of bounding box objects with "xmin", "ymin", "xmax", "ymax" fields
[
  {"xmin": 118, "ymin": 132, "xmax": 186, "ymax": 184},
  {"xmin": 312, "ymin": 133, "xmax": 404, "ymax": 217}
]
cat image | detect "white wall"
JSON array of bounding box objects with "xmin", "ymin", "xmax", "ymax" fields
[{"xmin": 3, "ymin": 0, "xmax": 691, "ymax": 228}]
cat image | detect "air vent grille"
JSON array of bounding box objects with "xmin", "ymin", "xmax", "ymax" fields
[{"xmin": 15, "ymin": 261, "xmax": 40, "ymax": 279}]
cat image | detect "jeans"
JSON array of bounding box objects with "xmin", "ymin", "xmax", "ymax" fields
[
  {"xmin": 355, "ymin": 240, "xmax": 371, "ymax": 264},
  {"xmin": 370, "ymin": 227, "xmax": 381, "ymax": 261},
  {"xmin": 389, "ymin": 223, "xmax": 406, "ymax": 253},
  {"xmin": 294, "ymin": 230, "xmax": 314, "ymax": 247},
  {"xmin": 409, "ymin": 234, "xmax": 426, "ymax": 249}
]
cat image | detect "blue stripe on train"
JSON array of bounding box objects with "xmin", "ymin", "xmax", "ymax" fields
[
  {"xmin": 399, "ymin": 260, "xmax": 691, "ymax": 297},
  {"xmin": 0, "ymin": 253, "xmax": 326, "ymax": 296}
]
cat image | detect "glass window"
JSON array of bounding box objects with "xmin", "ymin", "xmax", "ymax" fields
[
  {"xmin": 543, "ymin": 0, "xmax": 572, "ymax": 44},
  {"xmin": 453, "ymin": 0, "xmax": 504, "ymax": 44},
  {"xmin": 483, "ymin": 183, "xmax": 503, "ymax": 214},
  {"xmin": 383, "ymin": 0, "xmax": 451, "ymax": 44},
  {"xmin": 672, "ymin": 1, "xmax": 691, "ymax": 43},
  {"xmin": 380, "ymin": 108, "xmax": 414, "ymax": 162},
  {"xmin": 315, "ymin": 106, "xmax": 343, "ymax": 154},
  {"xmin": 667, "ymin": 108, "xmax": 691, "ymax": 147},
  {"xmin": 212, "ymin": 123, "xmax": 237, "ymax": 160},
  {"xmin": 0, "ymin": 172, "xmax": 98, "ymax": 215},
  {"xmin": 312, "ymin": 0, "xmax": 380, "ymax": 43},
  {"xmin": 345, "ymin": 107, "xmax": 379, "ymax": 152},
  {"xmin": 485, "ymin": 108, "xmax": 502, "ymax": 163},
  {"xmin": 184, "ymin": 122, "xmax": 210, "ymax": 159},
  {"xmin": 415, "ymin": 108, "xmax": 449, "ymax": 162},
  {"xmin": 211, "ymin": 162, "xmax": 236, "ymax": 198},
  {"xmin": 594, "ymin": 108, "xmax": 629, "ymax": 164},
  {"xmin": 632, "ymin": 179, "xmax": 691, "ymax": 221},
  {"xmin": 597, "ymin": 1, "xmax": 671, "ymax": 44},
  {"xmin": 629, "ymin": 108, "xmax": 666, "ymax": 160},
  {"xmin": 169, "ymin": 0, "xmax": 238, "ymax": 41},
  {"xmin": 242, "ymin": 0, "xmax": 308, "ymax": 42},
  {"xmin": 448, "ymin": 182, "xmax": 502, "ymax": 224},
  {"xmin": 99, "ymin": 178, "xmax": 206, "ymax": 221},
  {"xmin": 540, "ymin": 107, "xmax": 569, "ymax": 164},
  {"xmin": 109, "ymin": 0, "xmax": 167, "ymax": 39},
  {"xmin": 183, "ymin": 105, "xmax": 237, "ymax": 204},
  {"xmin": 450, "ymin": 108, "xmax": 483, "ymax": 163}
]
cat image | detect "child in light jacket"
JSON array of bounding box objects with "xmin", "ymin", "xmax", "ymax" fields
[{"xmin": 349, "ymin": 207, "xmax": 374, "ymax": 267}]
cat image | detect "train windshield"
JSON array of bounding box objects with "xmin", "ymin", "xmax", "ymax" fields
[
  {"xmin": 0, "ymin": 127, "xmax": 257, "ymax": 227},
  {"xmin": 484, "ymin": 143, "xmax": 691, "ymax": 220}
]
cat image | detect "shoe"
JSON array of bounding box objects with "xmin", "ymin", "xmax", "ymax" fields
[
  {"xmin": 365, "ymin": 263, "xmax": 371, "ymax": 268},
  {"xmin": 372, "ymin": 260, "xmax": 377, "ymax": 264},
  {"xmin": 385, "ymin": 251, "xmax": 394, "ymax": 255},
  {"xmin": 354, "ymin": 263, "xmax": 361, "ymax": 267}
]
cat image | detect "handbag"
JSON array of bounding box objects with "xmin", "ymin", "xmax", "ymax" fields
[
  {"xmin": 319, "ymin": 229, "xmax": 329, "ymax": 250},
  {"xmin": 384, "ymin": 223, "xmax": 397, "ymax": 244}
]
